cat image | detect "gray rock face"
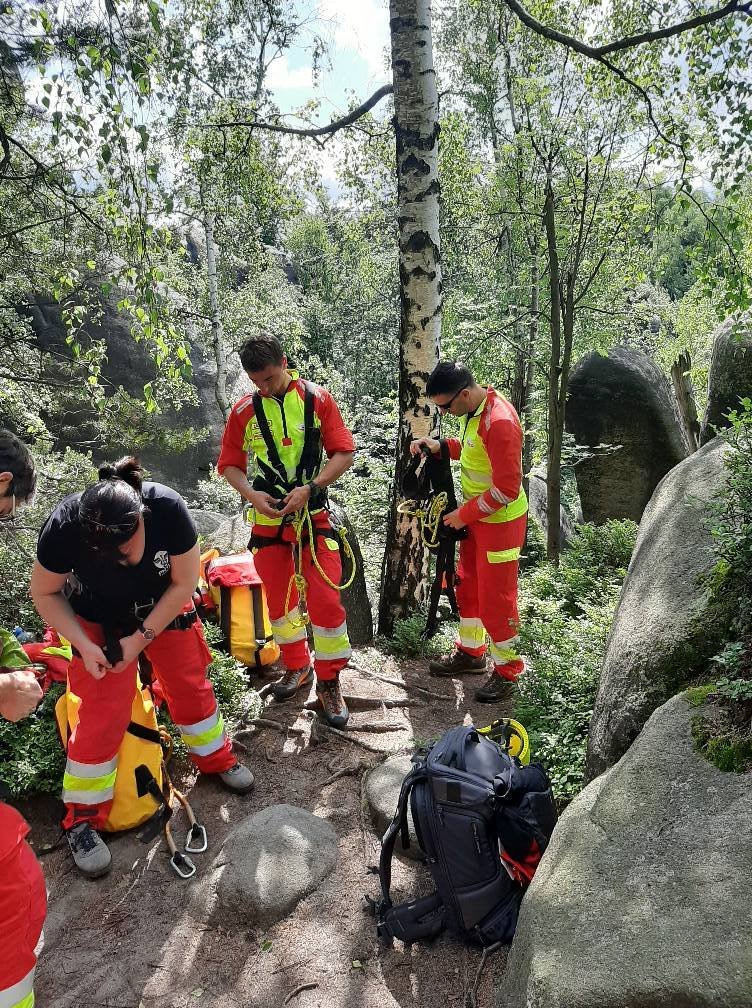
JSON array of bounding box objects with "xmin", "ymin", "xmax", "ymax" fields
[
  {"xmin": 25, "ymin": 293, "xmax": 241, "ymax": 495},
  {"xmin": 188, "ymin": 508, "xmax": 227, "ymax": 538},
  {"xmin": 527, "ymin": 470, "xmax": 577, "ymax": 549},
  {"xmin": 499, "ymin": 693, "xmax": 752, "ymax": 1008},
  {"xmin": 566, "ymin": 346, "xmax": 689, "ymax": 523},
  {"xmin": 586, "ymin": 436, "xmax": 731, "ymax": 779},
  {"xmin": 701, "ymin": 313, "xmax": 752, "ymax": 445},
  {"xmin": 364, "ymin": 755, "xmax": 421, "ymax": 860},
  {"xmin": 211, "ymin": 804, "xmax": 338, "ymax": 925}
]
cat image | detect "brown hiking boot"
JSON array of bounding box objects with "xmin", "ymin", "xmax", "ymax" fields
[
  {"xmin": 316, "ymin": 678, "xmax": 349, "ymax": 729},
  {"xmin": 474, "ymin": 673, "xmax": 518, "ymax": 705},
  {"xmin": 428, "ymin": 649, "xmax": 487, "ymax": 678},
  {"xmin": 273, "ymin": 664, "xmax": 314, "ymax": 702}
]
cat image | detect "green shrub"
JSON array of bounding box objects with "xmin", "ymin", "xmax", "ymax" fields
[
  {"xmin": 0, "ymin": 683, "xmax": 66, "ymax": 797},
  {"xmin": 385, "ymin": 614, "xmax": 456, "ymax": 661},
  {"xmin": 515, "ymin": 518, "xmax": 637, "ymax": 802}
]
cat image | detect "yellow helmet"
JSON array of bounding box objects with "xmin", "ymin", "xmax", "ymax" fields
[{"xmin": 477, "ymin": 718, "xmax": 530, "ymax": 765}]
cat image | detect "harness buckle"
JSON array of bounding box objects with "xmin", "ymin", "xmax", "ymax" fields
[{"xmin": 133, "ymin": 598, "xmax": 156, "ymax": 619}]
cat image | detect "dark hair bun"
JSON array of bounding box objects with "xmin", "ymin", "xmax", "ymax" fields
[{"xmin": 97, "ymin": 455, "xmax": 143, "ymax": 492}]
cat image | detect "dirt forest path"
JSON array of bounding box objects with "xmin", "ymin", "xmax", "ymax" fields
[{"xmin": 19, "ymin": 648, "xmax": 513, "ymax": 1008}]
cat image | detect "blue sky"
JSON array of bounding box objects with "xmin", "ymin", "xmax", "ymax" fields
[{"xmin": 267, "ymin": 0, "xmax": 391, "ymax": 121}]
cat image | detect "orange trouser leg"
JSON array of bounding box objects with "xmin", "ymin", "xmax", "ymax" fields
[
  {"xmin": 455, "ymin": 531, "xmax": 487, "ymax": 657},
  {"xmin": 145, "ymin": 618, "xmax": 235, "ymax": 774},
  {"xmin": 0, "ymin": 836, "xmax": 46, "ymax": 1004},
  {"xmin": 474, "ymin": 513, "xmax": 527, "ymax": 680},
  {"xmin": 63, "ymin": 619, "xmax": 138, "ymax": 830},
  {"xmin": 253, "ymin": 541, "xmax": 311, "ymax": 670},
  {"xmin": 301, "ymin": 519, "xmax": 351, "ymax": 682}
]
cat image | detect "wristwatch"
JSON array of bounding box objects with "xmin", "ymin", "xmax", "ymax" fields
[
  {"xmin": 307, "ymin": 479, "xmax": 320, "ymax": 496},
  {"xmin": 139, "ymin": 623, "xmax": 156, "ymax": 643}
]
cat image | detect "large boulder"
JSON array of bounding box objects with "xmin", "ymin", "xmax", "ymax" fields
[
  {"xmin": 499, "ymin": 693, "xmax": 752, "ymax": 1008},
  {"xmin": 364, "ymin": 755, "xmax": 421, "ymax": 860},
  {"xmin": 204, "ymin": 804, "xmax": 339, "ymax": 926},
  {"xmin": 586, "ymin": 436, "xmax": 731, "ymax": 779},
  {"xmin": 701, "ymin": 313, "xmax": 752, "ymax": 445},
  {"xmin": 527, "ymin": 469, "xmax": 577, "ymax": 549},
  {"xmin": 566, "ymin": 346, "xmax": 689, "ymax": 523}
]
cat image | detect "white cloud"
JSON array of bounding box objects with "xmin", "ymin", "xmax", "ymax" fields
[
  {"xmin": 266, "ymin": 57, "xmax": 316, "ymax": 90},
  {"xmin": 318, "ymin": 0, "xmax": 390, "ymax": 79}
]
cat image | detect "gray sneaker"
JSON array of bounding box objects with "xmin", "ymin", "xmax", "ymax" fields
[
  {"xmin": 218, "ymin": 762, "xmax": 255, "ymax": 794},
  {"xmin": 66, "ymin": 822, "xmax": 112, "ymax": 878}
]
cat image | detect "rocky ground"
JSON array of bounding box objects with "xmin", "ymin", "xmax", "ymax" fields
[{"xmin": 18, "ymin": 647, "xmax": 514, "ymax": 1008}]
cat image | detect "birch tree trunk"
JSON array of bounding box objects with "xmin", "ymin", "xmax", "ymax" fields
[
  {"xmin": 378, "ymin": 0, "xmax": 442, "ymax": 636},
  {"xmin": 203, "ymin": 202, "xmax": 230, "ymax": 421},
  {"xmin": 544, "ymin": 177, "xmax": 563, "ymax": 564}
]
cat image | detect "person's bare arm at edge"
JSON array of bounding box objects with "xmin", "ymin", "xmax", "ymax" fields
[{"xmin": 30, "ymin": 562, "xmax": 111, "ymax": 679}]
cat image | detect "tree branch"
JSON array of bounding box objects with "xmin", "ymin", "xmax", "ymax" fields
[
  {"xmin": 500, "ymin": 0, "xmax": 750, "ymax": 57},
  {"xmin": 197, "ymin": 84, "xmax": 394, "ymax": 137}
]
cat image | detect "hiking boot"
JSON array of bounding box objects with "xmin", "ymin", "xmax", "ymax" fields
[
  {"xmin": 428, "ymin": 649, "xmax": 487, "ymax": 678},
  {"xmin": 272, "ymin": 664, "xmax": 314, "ymax": 702},
  {"xmin": 218, "ymin": 761, "xmax": 255, "ymax": 794},
  {"xmin": 66, "ymin": 822, "xmax": 112, "ymax": 878},
  {"xmin": 474, "ymin": 673, "xmax": 518, "ymax": 705},
  {"xmin": 316, "ymin": 678, "xmax": 349, "ymax": 729}
]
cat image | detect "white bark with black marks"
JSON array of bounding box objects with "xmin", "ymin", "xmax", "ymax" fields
[
  {"xmin": 203, "ymin": 205, "xmax": 230, "ymax": 421},
  {"xmin": 378, "ymin": 0, "xmax": 442, "ymax": 635}
]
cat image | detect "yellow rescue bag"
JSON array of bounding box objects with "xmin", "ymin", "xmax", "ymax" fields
[
  {"xmin": 202, "ymin": 550, "xmax": 280, "ymax": 668},
  {"xmin": 55, "ymin": 680, "xmax": 164, "ymax": 832}
]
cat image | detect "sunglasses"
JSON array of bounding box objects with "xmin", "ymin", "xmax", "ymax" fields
[
  {"xmin": 81, "ymin": 517, "xmax": 139, "ymax": 535},
  {"xmin": 435, "ymin": 383, "xmax": 469, "ymax": 411}
]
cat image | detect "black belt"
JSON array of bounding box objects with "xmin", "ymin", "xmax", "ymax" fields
[{"xmin": 164, "ymin": 609, "xmax": 199, "ymax": 631}]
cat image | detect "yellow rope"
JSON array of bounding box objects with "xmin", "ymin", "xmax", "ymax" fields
[
  {"xmin": 283, "ymin": 504, "xmax": 357, "ymax": 627},
  {"xmin": 397, "ymin": 491, "xmax": 448, "ymax": 549}
]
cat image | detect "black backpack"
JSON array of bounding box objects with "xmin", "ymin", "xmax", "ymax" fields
[{"xmin": 372, "ymin": 725, "xmax": 558, "ymax": 946}]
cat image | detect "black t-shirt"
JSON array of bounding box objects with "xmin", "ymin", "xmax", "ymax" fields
[{"xmin": 37, "ymin": 482, "xmax": 198, "ymax": 622}]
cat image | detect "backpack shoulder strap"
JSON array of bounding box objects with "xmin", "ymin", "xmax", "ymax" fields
[{"xmin": 379, "ymin": 765, "xmax": 423, "ymax": 910}]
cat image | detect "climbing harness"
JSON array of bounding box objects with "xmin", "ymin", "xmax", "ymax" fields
[{"xmin": 400, "ymin": 442, "xmax": 467, "ymax": 637}]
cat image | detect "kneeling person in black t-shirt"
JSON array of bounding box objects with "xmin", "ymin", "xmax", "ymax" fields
[{"xmin": 30, "ymin": 456, "xmax": 254, "ymax": 879}]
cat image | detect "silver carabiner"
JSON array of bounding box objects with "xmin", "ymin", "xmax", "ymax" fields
[
  {"xmin": 185, "ymin": 823, "xmax": 208, "ymax": 854},
  {"xmin": 170, "ymin": 851, "xmax": 197, "ymax": 879}
]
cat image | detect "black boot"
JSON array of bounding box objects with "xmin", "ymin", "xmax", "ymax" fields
[
  {"xmin": 273, "ymin": 665, "xmax": 314, "ymax": 702},
  {"xmin": 428, "ymin": 649, "xmax": 487, "ymax": 677},
  {"xmin": 474, "ymin": 673, "xmax": 518, "ymax": 705}
]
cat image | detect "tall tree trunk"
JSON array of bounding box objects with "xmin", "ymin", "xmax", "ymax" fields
[
  {"xmin": 203, "ymin": 203, "xmax": 230, "ymax": 421},
  {"xmin": 670, "ymin": 350, "xmax": 700, "ymax": 451},
  {"xmin": 378, "ymin": 0, "xmax": 442, "ymax": 636},
  {"xmin": 544, "ymin": 177, "xmax": 563, "ymax": 564},
  {"xmin": 522, "ymin": 255, "xmax": 539, "ymax": 494}
]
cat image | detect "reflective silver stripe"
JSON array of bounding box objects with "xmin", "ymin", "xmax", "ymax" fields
[
  {"xmin": 65, "ymin": 756, "xmax": 118, "ymax": 778},
  {"xmin": 489, "ymin": 486, "xmax": 510, "ymax": 505},
  {"xmin": 478, "ymin": 497, "xmax": 495, "ymax": 514},
  {"xmin": 187, "ymin": 736, "xmax": 227, "ymax": 757},
  {"xmin": 62, "ymin": 785, "xmax": 115, "ymax": 805},
  {"xmin": 313, "ymin": 643, "xmax": 352, "ymax": 661},
  {"xmin": 177, "ymin": 708, "xmax": 220, "ymax": 737},
  {"xmin": 310, "ymin": 621, "xmax": 348, "ymax": 638},
  {"xmin": 271, "ymin": 608, "xmax": 302, "ymax": 628},
  {"xmin": 0, "ymin": 966, "xmax": 35, "ymax": 1008}
]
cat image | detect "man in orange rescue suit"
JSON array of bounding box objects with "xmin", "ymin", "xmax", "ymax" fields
[
  {"xmin": 411, "ymin": 361, "xmax": 528, "ymax": 704},
  {"xmin": 218, "ymin": 334, "xmax": 355, "ymax": 727}
]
